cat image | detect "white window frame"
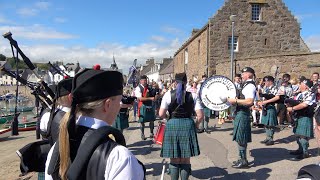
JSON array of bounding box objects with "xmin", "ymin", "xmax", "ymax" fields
[
  {"xmin": 228, "ymin": 36, "xmax": 239, "ymax": 52},
  {"xmin": 251, "ymin": 4, "xmax": 261, "ymax": 21},
  {"xmin": 184, "ymin": 48, "xmax": 188, "ymax": 64}
]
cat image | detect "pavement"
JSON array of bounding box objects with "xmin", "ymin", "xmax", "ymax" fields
[
  {"xmin": 1, "ymin": 117, "xmax": 319, "ymax": 180},
  {"xmin": 123, "ymin": 118, "xmax": 320, "ymax": 180}
]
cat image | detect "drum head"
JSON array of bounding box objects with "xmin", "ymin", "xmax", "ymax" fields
[{"xmin": 199, "ymin": 75, "xmax": 236, "ymax": 111}]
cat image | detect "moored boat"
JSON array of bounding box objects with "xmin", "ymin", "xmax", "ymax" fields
[
  {"xmin": 0, "ymin": 113, "xmax": 17, "ymax": 124},
  {"xmin": 7, "ymin": 106, "xmax": 34, "ymax": 112},
  {"xmin": 0, "ymin": 128, "xmax": 11, "ymax": 139}
]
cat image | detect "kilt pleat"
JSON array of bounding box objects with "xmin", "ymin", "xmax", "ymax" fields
[
  {"xmin": 261, "ymin": 105, "xmax": 278, "ymax": 126},
  {"xmin": 233, "ymin": 110, "xmax": 252, "ymax": 144},
  {"xmin": 160, "ymin": 118, "xmax": 200, "ymax": 158},
  {"xmin": 204, "ymin": 107, "xmax": 211, "ymax": 118},
  {"xmin": 113, "ymin": 112, "xmax": 129, "ymax": 130},
  {"xmin": 294, "ymin": 116, "xmax": 314, "ymax": 138},
  {"xmin": 138, "ymin": 104, "xmax": 155, "ymax": 123}
]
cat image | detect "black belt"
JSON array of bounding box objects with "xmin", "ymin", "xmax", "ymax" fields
[
  {"xmin": 236, "ymin": 106, "xmax": 250, "ymax": 112},
  {"xmin": 171, "ymin": 114, "xmax": 191, "ymax": 119}
]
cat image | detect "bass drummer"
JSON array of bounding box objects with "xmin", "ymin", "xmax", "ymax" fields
[{"xmin": 227, "ymin": 67, "xmax": 256, "ymax": 168}]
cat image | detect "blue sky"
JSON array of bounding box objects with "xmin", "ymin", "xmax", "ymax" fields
[{"xmin": 0, "ymin": 0, "xmax": 319, "ymax": 74}]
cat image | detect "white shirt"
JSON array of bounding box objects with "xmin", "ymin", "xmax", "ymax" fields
[
  {"xmin": 45, "ymin": 116, "xmax": 144, "ymax": 180},
  {"xmin": 297, "ymin": 91, "xmax": 316, "ymax": 106},
  {"xmin": 40, "ymin": 106, "xmax": 71, "ymax": 132},
  {"xmin": 160, "ymin": 91, "xmax": 203, "ymax": 111},
  {"xmin": 276, "ymin": 84, "xmax": 293, "ymax": 97},
  {"xmin": 134, "ymin": 84, "xmax": 146, "ymax": 98},
  {"xmin": 242, "ymin": 79, "xmax": 256, "ymax": 99},
  {"xmin": 40, "ymin": 112, "xmax": 51, "ymax": 132}
]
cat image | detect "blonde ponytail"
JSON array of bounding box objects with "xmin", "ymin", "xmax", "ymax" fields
[{"xmin": 58, "ymin": 112, "xmax": 71, "ymax": 180}]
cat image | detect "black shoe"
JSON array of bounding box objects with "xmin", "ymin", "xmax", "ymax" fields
[
  {"xmin": 265, "ymin": 140, "xmax": 274, "ymax": 146},
  {"xmin": 290, "ymin": 153, "xmax": 310, "ymax": 161},
  {"xmin": 204, "ymin": 129, "xmax": 211, "ymax": 134},
  {"xmin": 197, "ymin": 129, "xmax": 204, "ymax": 133},
  {"xmin": 230, "ymin": 132, "xmax": 233, "ymax": 135},
  {"xmin": 232, "ymin": 159, "xmax": 241, "ymax": 165},
  {"xmin": 149, "ymin": 133, "xmax": 154, "ymax": 138},
  {"xmin": 141, "ymin": 134, "xmax": 147, "ymax": 140},
  {"xmin": 232, "ymin": 159, "xmax": 249, "ymax": 169},
  {"xmin": 260, "ymin": 139, "xmax": 269, "ymax": 144},
  {"xmin": 289, "ymin": 150, "xmax": 303, "ymax": 155}
]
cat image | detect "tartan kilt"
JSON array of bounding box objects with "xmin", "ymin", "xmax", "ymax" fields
[
  {"xmin": 160, "ymin": 118, "xmax": 200, "ymax": 158},
  {"xmin": 261, "ymin": 105, "xmax": 278, "ymax": 127},
  {"xmin": 204, "ymin": 107, "xmax": 211, "ymax": 118},
  {"xmin": 38, "ymin": 172, "xmax": 45, "ymax": 180},
  {"xmin": 294, "ymin": 116, "xmax": 314, "ymax": 138},
  {"xmin": 138, "ymin": 104, "xmax": 155, "ymax": 123},
  {"xmin": 233, "ymin": 110, "xmax": 252, "ymax": 144},
  {"xmin": 112, "ymin": 112, "xmax": 129, "ymax": 130}
]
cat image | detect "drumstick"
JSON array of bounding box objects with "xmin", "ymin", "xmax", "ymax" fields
[{"xmin": 160, "ymin": 165, "xmax": 166, "ymax": 180}]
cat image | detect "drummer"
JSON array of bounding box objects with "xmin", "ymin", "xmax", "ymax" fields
[
  {"xmin": 227, "ymin": 67, "xmax": 256, "ymax": 168},
  {"xmin": 159, "ymin": 73, "xmax": 203, "ymax": 180}
]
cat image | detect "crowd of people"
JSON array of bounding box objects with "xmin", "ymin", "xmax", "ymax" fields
[{"xmin": 16, "ymin": 66, "xmax": 320, "ymax": 180}]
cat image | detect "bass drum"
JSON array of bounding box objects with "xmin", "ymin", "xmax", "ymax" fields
[{"xmin": 199, "ymin": 75, "xmax": 236, "ymax": 111}]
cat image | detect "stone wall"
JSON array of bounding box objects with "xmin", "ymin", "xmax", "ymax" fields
[
  {"xmin": 174, "ymin": 27, "xmax": 208, "ymax": 80},
  {"xmin": 216, "ymin": 52, "xmax": 320, "ymax": 79},
  {"xmin": 208, "ymin": 0, "xmax": 303, "ymax": 75}
]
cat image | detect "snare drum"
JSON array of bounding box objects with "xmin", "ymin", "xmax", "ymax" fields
[{"xmin": 154, "ymin": 121, "xmax": 166, "ymax": 145}]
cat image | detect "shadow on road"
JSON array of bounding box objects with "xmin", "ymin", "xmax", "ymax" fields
[
  {"xmin": 250, "ymin": 147, "xmax": 292, "ymax": 167},
  {"xmin": 127, "ymin": 139, "xmax": 161, "ymax": 156},
  {"xmin": 274, "ymin": 134, "xmax": 296, "ymax": 144},
  {"xmin": 251, "ymin": 128, "xmax": 265, "ymax": 135},
  {"xmin": 192, "ymin": 167, "xmax": 271, "ymax": 180},
  {"xmin": 223, "ymin": 167, "xmax": 272, "ymax": 180},
  {"xmin": 0, "ymin": 136, "xmax": 24, "ymax": 142}
]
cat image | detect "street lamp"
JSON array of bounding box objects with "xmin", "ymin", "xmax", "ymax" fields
[{"xmin": 230, "ymin": 15, "xmax": 237, "ymax": 80}]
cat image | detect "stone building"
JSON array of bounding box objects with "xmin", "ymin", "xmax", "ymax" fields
[{"xmin": 174, "ymin": 0, "xmax": 319, "ymax": 79}]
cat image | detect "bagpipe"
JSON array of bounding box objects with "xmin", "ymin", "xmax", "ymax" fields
[
  {"xmin": 3, "ymin": 32, "xmax": 55, "ymax": 100},
  {"xmin": 284, "ymin": 95, "xmax": 316, "ymax": 119},
  {"xmin": 0, "ymin": 67, "xmax": 53, "ymax": 109},
  {"xmin": 48, "ymin": 61, "xmax": 70, "ymax": 78},
  {"xmin": 2, "ymin": 32, "xmax": 55, "ymax": 173},
  {"xmin": 121, "ymin": 95, "xmax": 137, "ymax": 104},
  {"xmin": 260, "ymin": 93, "xmax": 289, "ymax": 104}
]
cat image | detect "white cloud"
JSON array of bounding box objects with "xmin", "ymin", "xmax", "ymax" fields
[
  {"xmin": 34, "ymin": 2, "xmax": 51, "ymax": 10},
  {"xmin": 17, "ymin": 8, "xmax": 38, "ymax": 17},
  {"xmin": 305, "ymin": 35, "xmax": 320, "ymax": 52},
  {"xmin": 295, "ymin": 13, "xmax": 320, "ymax": 23},
  {"xmin": 150, "ymin": 35, "xmax": 167, "ymax": 43},
  {"xmin": 0, "ymin": 25, "xmax": 77, "ymax": 40},
  {"xmin": 161, "ymin": 26, "xmax": 183, "ymax": 34},
  {"xmin": 0, "ymin": 38, "xmax": 181, "ymax": 74},
  {"xmin": 54, "ymin": 17, "xmax": 67, "ymax": 23},
  {"xmin": 17, "ymin": 2, "xmax": 51, "ymax": 17}
]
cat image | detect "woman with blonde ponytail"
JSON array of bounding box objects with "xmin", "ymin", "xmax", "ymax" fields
[{"xmin": 45, "ymin": 69, "xmax": 144, "ymax": 180}]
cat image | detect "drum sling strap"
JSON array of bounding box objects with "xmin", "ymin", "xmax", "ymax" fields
[{"xmin": 65, "ymin": 126, "xmax": 146, "ymax": 180}]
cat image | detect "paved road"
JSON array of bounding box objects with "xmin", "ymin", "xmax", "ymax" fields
[
  {"xmin": 125, "ymin": 118, "xmax": 320, "ymax": 180},
  {"xmin": 1, "ymin": 117, "xmax": 319, "ymax": 180}
]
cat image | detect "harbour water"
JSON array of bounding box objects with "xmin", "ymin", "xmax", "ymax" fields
[{"xmin": 0, "ymin": 99, "xmax": 37, "ymax": 125}]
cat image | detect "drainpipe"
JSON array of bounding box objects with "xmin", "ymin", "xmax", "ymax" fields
[{"xmin": 206, "ymin": 19, "xmax": 211, "ymax": 76}]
